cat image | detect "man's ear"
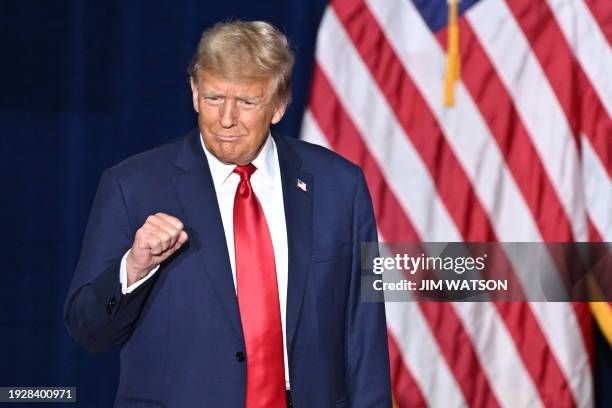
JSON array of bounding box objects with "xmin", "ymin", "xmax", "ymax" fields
[
  {"xmin": 190, "ymin": 78, "xmax": 200, "ymax": 113},
  {"xmin": 271, "ymin": 99, "xmax": 288, "ymax": 125}
]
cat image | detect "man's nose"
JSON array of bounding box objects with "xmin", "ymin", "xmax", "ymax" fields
[{"xmin": 219, "ymin": 100, "xmax": 238, "ymax": 128}]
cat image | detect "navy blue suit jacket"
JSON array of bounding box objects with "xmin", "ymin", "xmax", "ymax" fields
[{"xmin": 64, "ymin": 130, "xmax": 391, "ymax": 407}]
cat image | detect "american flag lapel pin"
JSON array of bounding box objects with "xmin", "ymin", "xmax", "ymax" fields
[{"xmin": 296, "ymin": 178, "xmax": 307, "ymax": 192}]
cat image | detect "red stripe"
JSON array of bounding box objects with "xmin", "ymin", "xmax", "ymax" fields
[
  {"xmin": 507, "ymin": 0, "xmax": 611, "ymax": 177},
  {"xmin": 584, "ymin": 0, "xmax": 612, "ymax": 46},
  {"xmin": 388, "ymin": 332, "xmax": 428, "ymax": 407},
  {"xmin": 309, "ymin": 62, "xmax": 502, "ymax": 408}
]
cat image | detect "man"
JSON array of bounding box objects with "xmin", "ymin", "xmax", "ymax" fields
[{"xmin": 64, "ymin": 20, "xmax": 391, "ymax": 407}]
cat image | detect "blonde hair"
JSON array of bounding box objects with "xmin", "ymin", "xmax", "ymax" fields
[{"xmin": 188, "ymin": 20, "xmax": 295, "ymax": 103}]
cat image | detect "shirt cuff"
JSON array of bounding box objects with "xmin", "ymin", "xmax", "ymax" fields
[{"xmin": 120, "ymin": 250, "xmax": 160, "ymax": 294}]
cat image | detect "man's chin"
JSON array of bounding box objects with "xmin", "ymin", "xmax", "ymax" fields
[{"xmin": 211, "ymin": 148, "xmax": 251, "ymax": 166}]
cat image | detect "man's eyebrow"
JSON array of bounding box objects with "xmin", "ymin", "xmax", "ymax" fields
[
  {"xmin": 237, "ymin": 95, "xmax": 263, "ymax": 102},
  {"xmin": 201, "ymin": 90, "xmax": 223, "ymax": 97}
]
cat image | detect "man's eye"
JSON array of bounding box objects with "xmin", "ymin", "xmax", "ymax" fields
[
  {"xmin": 239, "ymin": 100, "xmax": 256, "ymax": 107},
  {"xmin": 204, "ymin": 97, "xmax": 221, "ymax": 104}
]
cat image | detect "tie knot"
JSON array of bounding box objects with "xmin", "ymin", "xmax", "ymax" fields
[{"xmin": 233, "ymin": 163, "xmax": 257, "ymax": 181}]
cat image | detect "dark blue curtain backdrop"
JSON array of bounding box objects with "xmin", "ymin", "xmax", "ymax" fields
[
  {"xmin": 0, "ymin": 1, "xmax": 609, "ymax": 407},
  {"xmin": 1, "ymin": 1, "xmax": 327, "ymax": 406}
]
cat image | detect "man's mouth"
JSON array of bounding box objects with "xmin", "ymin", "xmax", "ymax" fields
[{"xmin": 215, "ymin": 133, "xmax": 243, "ymax": 142}]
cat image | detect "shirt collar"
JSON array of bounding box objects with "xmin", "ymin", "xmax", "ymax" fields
[{"xmin": 200, "ymin": 132, "xmax": 277, "ymax": 189}]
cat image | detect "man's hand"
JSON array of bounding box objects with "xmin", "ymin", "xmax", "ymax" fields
[{"xmin": 126, "ymin": 213, "xmax": 189, "ymax": 286}]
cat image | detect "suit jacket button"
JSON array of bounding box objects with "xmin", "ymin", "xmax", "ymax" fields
[
  {"xmin": 235, "ymin": 351, "xmax": 245, "ymax": 362},
  {"xmin": 106, "ymin": 296, "xmax": 117, "ymax": 315}
]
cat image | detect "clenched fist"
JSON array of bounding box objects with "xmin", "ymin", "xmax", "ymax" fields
[{"xmin": 126, "ymin": 213, "xmax": 189, "ymax": 286}]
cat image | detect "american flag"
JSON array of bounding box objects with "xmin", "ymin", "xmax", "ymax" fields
[{"xmin": 300, "ymin": 0, "xmax": 611, "ymax": 407}]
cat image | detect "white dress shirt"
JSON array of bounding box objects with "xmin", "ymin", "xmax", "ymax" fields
[{"xmin": 119, "ymin": 134, "xmax": 291, "ymax": 388}]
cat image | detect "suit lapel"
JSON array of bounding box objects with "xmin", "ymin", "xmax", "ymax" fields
[
  {"xmin": 171, "ymin": 131, "xmax": 244, "ymax": 341},
  {"xmin": 274, "ymin": 134, "xmax": 313, "ymax": 355}
]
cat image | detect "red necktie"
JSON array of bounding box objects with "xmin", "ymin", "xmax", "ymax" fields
[{"xmin": 233, "ymin": 164, "xmax": 286, "ymax": 408}]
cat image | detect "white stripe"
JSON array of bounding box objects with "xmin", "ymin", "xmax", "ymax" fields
[
  {"xmin": 316, "ymin": 8, "xmax": 461, "ymax": 242},
  {"xmin": 453, "ymin": 303, "xmax": 544, "ymax": 408},
  {"xmin": 528, "ymin": 302, "xmax": 594, "ymax": 408},
  {"xmin": 547, "ymin": 0, "xmax": 612, "ymax": 117},
  {"xmin": 466, "ymin": 0, "xmax": 588, "ymax": 242},
  {"xmin": 364, "ymin": 0, "xmax": 560, "ymax": 298},
  {"xmin": 300, "ymin": 110, "xmax": 331, "ymax": 149},
  {"xmin": 582, "ymin": 136, "xmax": 612, "ymax": 240}
]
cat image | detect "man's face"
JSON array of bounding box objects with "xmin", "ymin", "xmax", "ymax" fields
[{"xmin": 190, "ymin": 72, "xmax": 287, "ymax": 165}]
